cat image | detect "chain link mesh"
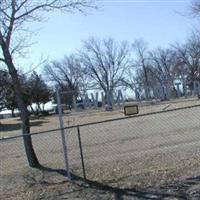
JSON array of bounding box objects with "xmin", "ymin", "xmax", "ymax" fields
[
  {"xmin": 0, "ymin": 130, "xmax": 65, "ymax": 177},
  {"xmin": 66, "ymin": 106, "xmax": 200, "ymax": 187},
  {"xmin": 1, "ymin": 105, "xmax": 200, "ymax": 190}
]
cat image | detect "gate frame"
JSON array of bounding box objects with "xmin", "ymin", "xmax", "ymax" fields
[{"xmin": 56, "ymin": 88, "xmax": 71, "ymax": 180}]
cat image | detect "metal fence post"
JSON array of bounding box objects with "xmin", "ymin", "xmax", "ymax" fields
[
  {"xmin": 77, "ymin": 126, "xmax": 86, "ymax": 180},
  {"xmin": 56, "ymin": 88, "xmax": 71, "ymax": 180}
]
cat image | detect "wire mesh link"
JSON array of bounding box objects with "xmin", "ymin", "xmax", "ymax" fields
[
  {"xmin": 0, "ymin": 137, "xmax": 26, "ymax": 176},
  {"xmin": 31, "ymin": 131, "xmax": 65, "ymax": 170},
  {"xmin": 0, "ymin": 130, "xmax": 65, "ymax": 177},
  {"xmin": 63, "ymin": 127, "xmax": 83, "ymax": 177},
  {"xmin": 67, "ymin": 106, "xmax": 200, "ymax": 187},
  {"xmin": 1, "ymin": 105, "xmax": 200, "ymax": 189}
]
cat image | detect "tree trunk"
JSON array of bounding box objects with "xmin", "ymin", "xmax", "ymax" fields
[
  {"xmin": 11, "ymin": 109, "xmax": 15, "ymax": 117},
  {"xmin": 30, "ymin": 105, "xmax": 35, "ymax": 114},
  {"xmin": 143, "ymin": 64, "xmax": 150, "ymax": 100},
  {"xmin": 12, "ymin": 68, "xmax": 40, "ymax": 167},
  {"xmin": 106, "ymin": 90, "xmax": 113, "ymax": 111},
  {"xmin": 38, "ymin": 103, "xmax": 42, "ymax": 112},
  {"xmin": 2, "ymin": 43, "xmax": 40, "ymax": 168}
]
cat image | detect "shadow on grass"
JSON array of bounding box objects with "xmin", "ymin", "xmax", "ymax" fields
[
  {"xmin": 0, "ymin": 120, "xmax": 49, "ymax": 132},
  {"xmin": 37, "ymin": 166, "xmax": 200, "ymax": 200}
]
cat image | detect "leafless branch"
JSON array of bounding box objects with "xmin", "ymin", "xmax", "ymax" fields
[
  {"xmin": 80, "ymin": 37, "xmax": 132, "ymax": 101},
  {"xmin": 191, "ymin": 0, "xmax": 200, "ymax": 17},
  {"xmin": 0, "ymin": 58, "xmax": 6, "ymax": 63},
  {"xmin": 0, "ymin": 0, "xmax": 97, "ymax": 57}
]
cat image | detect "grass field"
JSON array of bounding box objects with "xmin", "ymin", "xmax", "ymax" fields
[
  {"xmin": 0, "ymin": 98, "xmax": 200, "ymax": 199},
  {"xmin": 1, "ymin": 97, "xmax": 200, "ymax": 138}
]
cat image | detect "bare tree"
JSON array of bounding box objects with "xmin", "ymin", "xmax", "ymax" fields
[
  {"xmin": 44, "ymin": 55, "xmax": 82, "ymax": 89},
  {"xmin": 80, "ymin": 37, "xmax": 131, "ymax": 110},
  {"xmin": 44, "ymin": 55, "xmax": 88, "ymax": 106},
  {"xmin": 132, "ymin": 39, "xmax": 151, "ymax": 99},
  {"xmin": 149, "ymin": 48, "xmax": 176, "ymax": 87},
  {"xmin": 173, "ymin": 31, "xmax": 200, "ymax": 93},
  {"xmin": 147, "ymin": 48, "xmax": 179, "ymax": 100},
  {"xmin": 0, "ymin": 0, "xmax": 96, "ymax": 167}
]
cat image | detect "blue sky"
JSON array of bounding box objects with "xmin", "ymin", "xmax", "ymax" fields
[{"xmin": 18, "ymin": 0, "xmax": 198, "ymax": 74}]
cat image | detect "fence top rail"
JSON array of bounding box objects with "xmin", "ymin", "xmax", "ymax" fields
[
  {"xmin": 72, "ymin": 104, "xmax": 200, "ymax": 128},
  {"xmin": 0, "ymin": 104, "xmax": 199, "ymax": 142}
]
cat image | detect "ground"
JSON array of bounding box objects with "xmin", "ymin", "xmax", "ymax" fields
[
  {"xmin": 1, "ymin": 97, "xmax": 200, "ymax": 138},
  {"xmin": 0, "ymin": 97, "xmax": 200, "ymax": 199}
]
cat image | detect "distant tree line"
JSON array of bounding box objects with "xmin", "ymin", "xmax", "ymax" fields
[
  {"xmin": 44, "ymin": 30, "xmax": 200, "ymax": 108},
  {"xmin": 1, "ymin": 18, "xmax": 199, "ymax": 115}
]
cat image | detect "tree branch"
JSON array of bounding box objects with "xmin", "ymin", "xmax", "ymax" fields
[
  {"xmin": 5, "ymin": 0, "xmax": 16, "ymax": 48},
  {"xmin": 191, "ymin": 1, "xmax": 200, "ymax": 17},
  {"xmin": 15, "ymin": 0, "xmax": 95, "ymax": 20},
  {"xmin": 0, "ymin": 58, "xmax": 5, "ymax": 63}
]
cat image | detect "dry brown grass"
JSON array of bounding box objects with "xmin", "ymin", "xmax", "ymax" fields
[
  {"xmin": 1, "ymin": 97, "xmax": 200, "ymax": 199},
  {"xmin": 1, "ymin": 97, "xmax": 199, "ymax": 138}
]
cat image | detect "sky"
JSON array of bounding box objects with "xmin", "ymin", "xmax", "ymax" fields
[{"xmin": 16, "ymin": 0, "xmax": 198, "ymax": 74}]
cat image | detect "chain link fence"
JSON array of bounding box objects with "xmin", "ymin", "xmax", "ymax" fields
[
  {"xmin": 0, "ymin": 129, "xmax": 65, "ymax": 177},
  {"xmin": 66, "ymin": 105, "xmax": 200, "ymax": 187},
  {"xmin": 1, "ymin": 105, "xmax": 200, "ymax": 189}
]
